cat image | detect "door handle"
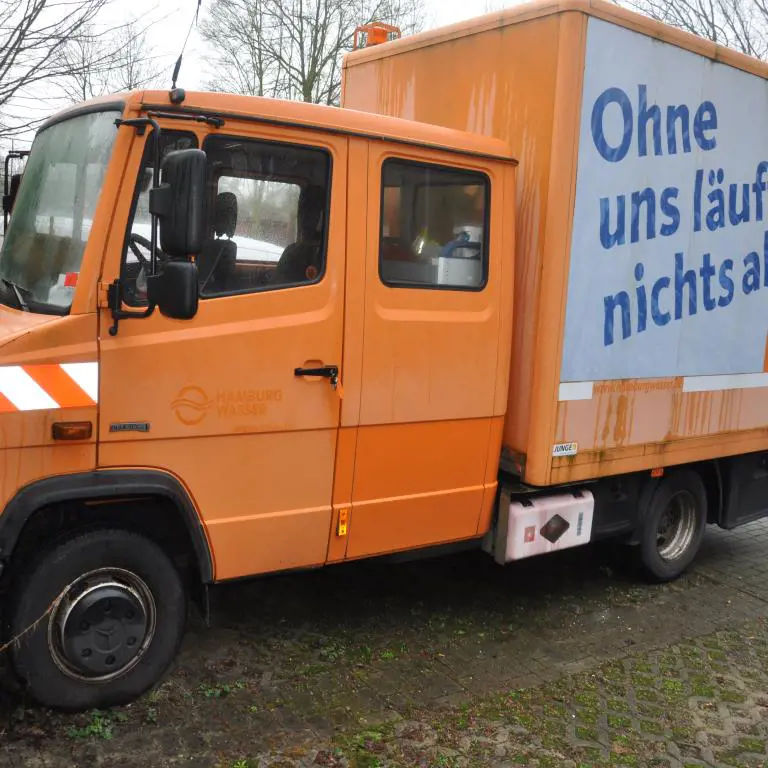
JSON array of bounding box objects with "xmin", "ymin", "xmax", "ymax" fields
[{"xmin": 294, "ymin": 364, "xmax": 341, "ymax": 391}]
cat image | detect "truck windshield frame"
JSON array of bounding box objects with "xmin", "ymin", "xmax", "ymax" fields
[{"xmin": 0, "ymin": 107, "xmax": 122, "ymax": 315}]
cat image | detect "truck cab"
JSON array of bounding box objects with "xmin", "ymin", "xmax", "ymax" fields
[{"xmin": 0, "ymin": 89, "xmax": 515, "ymax": 710}]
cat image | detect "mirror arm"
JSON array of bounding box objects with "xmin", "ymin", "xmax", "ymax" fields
[
  {"xmin": 106, "ymin": 279, "xmax": 156, "ymax": 337},
  {"xmin": 109, "ymin": 128, "xmax": 204, "ymax": 329},
  {"xmin": 115, "ymin": 116, "xmax": 162, "ymax": 276},
  {"xmin": 150, "ymin": 119, "xmax": 161, "ymax": 277},
  {"xmin": 109, "ymin": 116, "xmax": 165, "ymax": 335},
  {"xmin": 3, "ymin": 150, "xmax": 29, "ymax": 234},
  {"xmin": 3, "ymin": 153, "xmax": 10, "ymax": 235}
]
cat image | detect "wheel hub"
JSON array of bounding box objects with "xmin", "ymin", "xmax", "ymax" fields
[
  {"xmin": 49, "ymin": 568, "xmax": 156, "ymax": 682},
  {"xmin": 656, "ymin": 490, "xmax": 697, "ymax": 562},
  {"xmin": 61, "ymin": 584, "xmax": 147, "ymax": 675}
]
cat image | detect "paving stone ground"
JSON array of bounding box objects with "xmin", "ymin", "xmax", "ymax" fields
[{"xmin": 2, "ymin": 522, "xmax": 768, "ymax": 767}]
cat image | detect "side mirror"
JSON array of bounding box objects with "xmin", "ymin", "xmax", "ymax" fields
[
  {"xmin": 149, "ymin": 148, "xmax": 207, "ymax": 257},
  {"xmin": 147, "ymin": 260, "xmax": 199, "ymax": 320}
]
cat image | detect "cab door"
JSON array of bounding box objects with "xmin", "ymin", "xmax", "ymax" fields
[
  {"xmin": 345, "ymin": 145, "xmax": 510, "ymax": 559},
  {"xmin": 98, "ymin": 121, "xmax": 347, "ymax": 581}
]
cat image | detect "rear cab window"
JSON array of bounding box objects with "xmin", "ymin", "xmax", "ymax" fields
[{"xmin": 379, "ymin": 159, "xmax": 490, "ymax": 290}]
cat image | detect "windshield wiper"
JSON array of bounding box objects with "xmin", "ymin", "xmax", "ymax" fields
[{"xmin": 1, "ymin": 278, "xmax": 28, "ymax": 311}]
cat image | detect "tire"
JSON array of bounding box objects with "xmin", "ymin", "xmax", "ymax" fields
[
  {"xmin": 7, "ymin": 528, "xmax": 186, "ymax": 711},
  {"xmin": 637, "ymin": 469, "xmax": 707, "ymax": 582}
]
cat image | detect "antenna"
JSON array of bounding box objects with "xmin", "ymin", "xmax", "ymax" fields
[{"xmin": 169, "ymin": 0, "xmax": 202, "ymax": 103}]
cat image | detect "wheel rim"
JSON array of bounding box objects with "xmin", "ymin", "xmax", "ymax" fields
[
  {"xmin": 48, "ymin": 567, "xmax": 156, "ymax": 683},
  {"xmin": 656, "ymin": 490, "xmax": 698, "ymax": 562}
]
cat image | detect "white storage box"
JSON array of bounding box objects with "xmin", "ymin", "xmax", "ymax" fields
[{"xmin": 485, "ymin": 489, "xmax": 594, "ymax": 564}]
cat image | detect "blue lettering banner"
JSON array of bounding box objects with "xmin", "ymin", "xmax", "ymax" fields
[{"xmin": 561, "ymin": 18, "xmax": 768, "ymax": 382}]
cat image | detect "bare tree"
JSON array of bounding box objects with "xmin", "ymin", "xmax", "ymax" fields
[
  {"xmin": 0, "ymin": 0, "xmax": 109, "ymax": 136},
  {"xmin": 623, "ymin": 0, "xmax": 768, "ymax": 59},
  {"xmin": 104, "ymin": 20, "xmax": 164, "ymax": 93},
  {"xmin": 201, "ymin": 0, "xmax": 426, "ymax": 105},
  {"xmin": 201, "ymin": 0, "xmax": 280, "ymax": 98},
  {"xmin": 59, "ymin": 18, "xmax": 165, "ymax": 104},
  {"xmin": 57, "ymin": 26, "xmax": 109, "ymax": 102}
]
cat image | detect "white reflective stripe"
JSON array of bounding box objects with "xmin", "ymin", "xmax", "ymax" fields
[
  {"xmin": 0, "ymin": 366, "xmax": 59, "ymax": 410},
  {"xmin": 682, "ymin": 373, "xmax": 768, "ymax": 393},
  {"xmin": 558, "ymin": 382, "xmax": 594, "ymax": 401},
  {"xmin": 61, "ymin": 362, "xmax": 99, "ymax": 402}
]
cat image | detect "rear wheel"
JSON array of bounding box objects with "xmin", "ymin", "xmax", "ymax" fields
[
  {"xmin": 638, "ymin": 470, "xmax": 707, "ymax": 582},
  {"xmin": 8, "ymin": 528, "xmax": 186, "ymax": 711}
]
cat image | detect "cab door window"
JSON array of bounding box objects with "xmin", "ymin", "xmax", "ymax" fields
[{"xmin": 199, "ymin": 135, "xmax": 331, "ymax": 298}]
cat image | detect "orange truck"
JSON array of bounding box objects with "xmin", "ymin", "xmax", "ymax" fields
[{"xmin": 0, "ymin": 0, "xmax": 765, "ymax": 712}]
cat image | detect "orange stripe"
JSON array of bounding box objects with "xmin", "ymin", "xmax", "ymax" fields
[
  {"xmin": 22, "ymin": 365, "xmax": 95, "ymax": 408},
  {"xmin": 0, "ymin": 391, "xmax": 17, "ymax": 412}
]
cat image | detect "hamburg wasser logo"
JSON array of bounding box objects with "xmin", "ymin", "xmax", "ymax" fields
[{"xmin": 172, "ymin": 386, "xmax": 213, "ymax": 426}]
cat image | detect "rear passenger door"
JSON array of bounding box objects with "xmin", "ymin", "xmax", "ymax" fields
[{"xmin": 345, "ymin": 146, "xmax": 507, "ymax": 559}]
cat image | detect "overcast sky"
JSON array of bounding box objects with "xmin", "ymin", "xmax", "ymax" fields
[
  {"xmin": 2, "ymin": 0, "xmax": 513, "ymax": 149},
  {"xmin": 138, "ymin": 0, "xmax": 513, "ymax": 91}
]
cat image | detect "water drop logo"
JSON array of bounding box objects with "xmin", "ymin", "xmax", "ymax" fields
[{"xmin": 172, "ymin": 386, "xmax": 213, "ymax": 426}]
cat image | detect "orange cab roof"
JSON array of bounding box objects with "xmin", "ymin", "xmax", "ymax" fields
[
  {"xmin": 45, "ymin": 89, "xmax": 515, "ymax": 164},
  {"xmin": 343, "ymin": 0, "xmax": 768, "ymax": 82}
]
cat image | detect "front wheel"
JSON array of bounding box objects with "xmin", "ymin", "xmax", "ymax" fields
[
  {"xmin": 7, "ymin": 529, "xmax": 186, "ymax": 711},
  {"xmin": 637, "ymin": 469, "xmax": 707, "ymax": 582}
]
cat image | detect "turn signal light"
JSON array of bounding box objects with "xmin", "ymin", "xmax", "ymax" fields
[{"xmin": 52, "ymin": 421, "xmax": 93, "ymax": 441}]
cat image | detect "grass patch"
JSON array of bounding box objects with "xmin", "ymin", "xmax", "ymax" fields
[
  {"xmin": 67, "ymin": 710, "xmax": 127, "ymax": 741},
  {"xmin": 198, "ymin": 680, "xmax": 246, "ymax": 698},
  {"xmin": 607, "ymin": 715, "xmax": 632, "ymax": 729}
]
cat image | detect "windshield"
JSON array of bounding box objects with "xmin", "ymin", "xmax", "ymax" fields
[{"xmin": 0, "ymin": 109, "xmax": 121, "ymax": 313}]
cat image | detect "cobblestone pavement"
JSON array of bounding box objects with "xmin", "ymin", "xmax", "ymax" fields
[{"xmin": 3, "ymin": 522, "xmax": 768, "ymax": 767}]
